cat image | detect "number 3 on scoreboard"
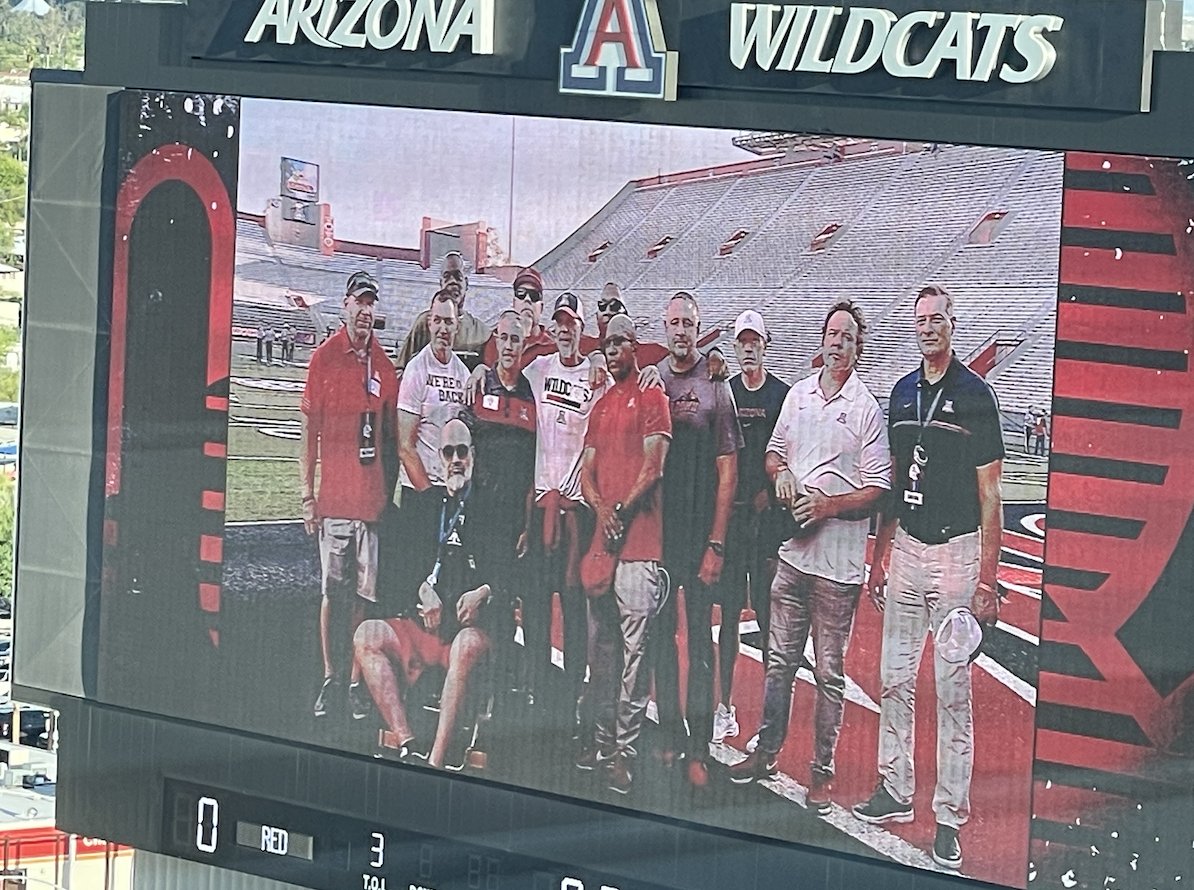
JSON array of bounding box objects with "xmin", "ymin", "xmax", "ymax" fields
[
  {"xmin": 370, "ymin": 831, "xmax": 385, "ymax": 868},
  {"xmin": 195, "ymin": 796, "xmax": 219, "ymax": 853}
]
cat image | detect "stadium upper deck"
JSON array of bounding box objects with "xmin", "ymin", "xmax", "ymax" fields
[{"xmin": 233, "ymin": 142, "xmax": 1062, "ymax": 418}]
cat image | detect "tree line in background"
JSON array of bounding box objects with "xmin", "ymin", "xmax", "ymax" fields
[{"xmin": 0, "ymin": 1, "xmax": 84, "ymax": 258}]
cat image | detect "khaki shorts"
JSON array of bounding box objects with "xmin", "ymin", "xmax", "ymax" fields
[{"xmin": 319, "ymin": 518, "xmax": 379, "ymax": 603}]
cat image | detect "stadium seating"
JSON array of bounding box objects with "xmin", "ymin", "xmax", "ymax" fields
[{"xmin": 234, "ymin": 143, "xmax": 1062, "ymax": 421}]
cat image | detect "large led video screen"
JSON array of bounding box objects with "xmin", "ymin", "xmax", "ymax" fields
[{"xmin": 92, "ymin": 90, "xmax": 1193, "ymax": 890}]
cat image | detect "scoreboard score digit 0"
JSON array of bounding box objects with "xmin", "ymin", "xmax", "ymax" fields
[{"xmin": 163, "ymin": 781, "xmax": 662, "ymax": 890}]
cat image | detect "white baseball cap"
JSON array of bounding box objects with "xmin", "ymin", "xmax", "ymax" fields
[
  {"xmin": 935, "ymin": 607, "xmax": 983, "ymax": 664},
  {"xmin": 733, "ymin": 310, "xmax": 769, "ymax": 341}
]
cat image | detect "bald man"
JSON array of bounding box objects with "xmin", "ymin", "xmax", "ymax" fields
[{"xmin": 355, "ymin": 419, "xmax": 508, "ymax": 771}]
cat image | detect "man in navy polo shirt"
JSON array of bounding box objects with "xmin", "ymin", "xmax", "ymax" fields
[{"xmin": 853, "ymin": 284, "xmax": 1004, "ymax": 872}]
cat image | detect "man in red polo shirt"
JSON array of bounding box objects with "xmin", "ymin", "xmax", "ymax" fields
[
  {"xmin": 301, "ymin": 270, "xmax": 399, "ymax": 720},
  {"xmin": 578, "ymin": 314, "xmax": 672, "ymax": 794}
]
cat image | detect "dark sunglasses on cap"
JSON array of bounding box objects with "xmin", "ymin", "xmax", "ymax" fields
[
  {"xmin": 598, "ymin": 299, "xmax": 626, "ymax": 313},
  {"xmin": 514, "ymin": 287, "xmax": 544, "ymax": 302},
  {"xmin": 441, "ymin": 443, "xmax": 471, "ymax": 460}
]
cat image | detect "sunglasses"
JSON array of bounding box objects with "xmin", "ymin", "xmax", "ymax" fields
[
  {"xmin": 514, "ymin": 287, "xmax": 544, "ymax": 302},
  {"xmin": 598, "ymin": 299, "xmax": 626, "ymax": 313},
  {"xmin": 441, "ymin": 443, "xmax": 471, "ymax": 460}
]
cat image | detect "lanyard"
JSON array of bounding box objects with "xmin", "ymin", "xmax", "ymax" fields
[
  {"xmin": 915, "ymin": 381, "xmax": 945, "ymax": 445},
  {"xmin": 360, "ymin": 337, "xmax": 375, "ymax": 402},
  {"xmin": 428, "ymin": 489, "xmax": 468, "ymax": 586}
]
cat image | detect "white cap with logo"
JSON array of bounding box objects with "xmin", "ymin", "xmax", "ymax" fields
[
  {"xmin": 935, "ymin": 607, "xmax": 984, "ymax": 664},
  {"xmin": 733, "ymin": 309, "xmax": 769, "ymax": 341}
]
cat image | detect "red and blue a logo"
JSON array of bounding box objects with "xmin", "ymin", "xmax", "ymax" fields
[{"xmin": 559, "ymin": 0, "xmax": 678, "ymax": 101}]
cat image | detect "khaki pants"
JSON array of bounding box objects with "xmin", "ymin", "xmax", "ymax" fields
[{"xmin": 878, "ymin": 528, "xmax": 979, "ymax": 828}]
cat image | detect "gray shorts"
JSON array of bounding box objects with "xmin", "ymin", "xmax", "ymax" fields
[{"xmin": 319, "ymin": 517, "xmax": 379, "ymax": 603}]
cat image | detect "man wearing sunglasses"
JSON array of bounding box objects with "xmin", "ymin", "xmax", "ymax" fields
[
  {"xmin": 395, "ymin": 251, "xmax": 491, "ymax": 374},
  {"xmin": 301, "ymin": 271, "xmax": 399, "ymax": 721},
  {"xmin": 481, "ymin": 266, "xmax": 556, "ymax": 369},
  {"xmin": 355, "ymin": 419, "xmax": 507, "ymax": 771},
  {"xmin": 590, "ymin": 282, "xmax": 727, "ymax": 381}
]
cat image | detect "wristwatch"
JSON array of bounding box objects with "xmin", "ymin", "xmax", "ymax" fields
[{"xmin": 706, "ymin": 541, "xmax": 725, "ymax": 557}]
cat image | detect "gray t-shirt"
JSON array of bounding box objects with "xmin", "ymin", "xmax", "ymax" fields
[{"xmin": 656, "ymin": 355, "xmax": 744, "ymax": 568}]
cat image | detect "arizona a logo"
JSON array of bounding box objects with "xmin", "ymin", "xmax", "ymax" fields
[{"xmin": 559, "ymin": 0, "xmax": 678, "ymax": 100}]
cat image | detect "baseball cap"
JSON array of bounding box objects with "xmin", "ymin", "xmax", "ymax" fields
[
  {"xmin": 935, "ymin": 607, "xmax": 984, "ymax": 664},
  {"xmin": 603, "ymin": 314, "xmax": 636, "ymax": 344},
  {"xmin": 734, "ymin": 309, "xmax": 768, "ymax": 341},
  {"xmin": 553, "ymin": 292, "xmax": 584, "ymax": 324},
  {"xmin": 513, "ymin": 266, "xmax": 544, "ymax": 294},
  {"xmin": 346, "ymin": 271, "xmax": 379, "ymax": 301}
]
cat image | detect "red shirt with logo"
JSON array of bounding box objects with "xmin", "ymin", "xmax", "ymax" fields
[
  {"xmin": 301, "ymin": 328, "xmax": 398, "ymax": 522},
  {"xmin": 583, "ymin": 380, "xmax": 672, "ymax": 562}
]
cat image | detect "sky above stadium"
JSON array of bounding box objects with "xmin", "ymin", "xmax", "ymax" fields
[{"xmin": 239, "ymin": 99, "xmax": 751, "ymax": 265}]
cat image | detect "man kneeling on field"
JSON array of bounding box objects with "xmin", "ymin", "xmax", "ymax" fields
[{"xmin": 355, "ymin": 418, "xmax": 503, "ymax": 770}]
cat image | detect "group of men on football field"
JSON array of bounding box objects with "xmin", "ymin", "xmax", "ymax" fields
[{"xmin": 298, "ymin": 251, "xmax": 1005, "ymax": 871}]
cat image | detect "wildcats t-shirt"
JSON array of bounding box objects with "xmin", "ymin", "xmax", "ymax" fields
[
  {"xmin": 524, "ymin": 353, "xmax": 605, "ymax": 502},
  {"xmin": 396, "ymin": 344, "xmax": 470, "ymax": 488}
]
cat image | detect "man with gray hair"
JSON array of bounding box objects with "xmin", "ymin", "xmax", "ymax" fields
[{"xmin": 854, "ymin": 284, "xmax": 1004, "ymax": 872}]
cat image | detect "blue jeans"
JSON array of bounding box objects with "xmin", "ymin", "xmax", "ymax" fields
[{"xmin": 757, "ymin": 559, "xmax": 860, "ymax": 780}]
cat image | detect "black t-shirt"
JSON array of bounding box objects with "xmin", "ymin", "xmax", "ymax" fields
[
  {"xmin": 730, "ymin": 371, "xmax": 790, "ymax": 503},
  {"xmin": 416, "ymin": 489, "xmax": 508, "ymax": 643},
  {"xmin": 657, "ymin": 356, "xmax": 744, "ymax": 569},
  {"xmin": 888, "ymin": 356, "xmax": 1005, "ymax": 544},
  {"xmin": 460, "ymin": 369, "xmax": 537, "ymax": 579}
]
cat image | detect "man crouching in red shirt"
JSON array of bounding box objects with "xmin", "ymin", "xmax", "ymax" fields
[{"xmin": 577, "ymin": 314, "xmax": 672, "ymax": 795}]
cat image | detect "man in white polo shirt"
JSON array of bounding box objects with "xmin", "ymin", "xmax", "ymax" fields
[
  {"xmin": 394, "ymin": 288, "xmax": 472, "ymax": 610},
  {"xmin": 729, "ymin": 301, "xmax": 891, "ymax": 818}
]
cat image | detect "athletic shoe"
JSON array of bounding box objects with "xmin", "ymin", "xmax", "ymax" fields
[
  {"xmin": 608, "ymin": 754, "xmax": 633, "ymax": 795},
  {"xmin": 727, "ymin": 750, "xmax": 778, "ymax": 785},
  {"xmin": 745, "ymin": 732, "xmax": 759, "ymax": 753},
  {"xmin": 932, "ymin": 824, "xmax": 963, "ymax": 870},
  {"xmin": 712, "ymin": 703, "xmax": 739, "ymax": 743},
  {"xmin": 313, "ymin": 677, "xmax": 336, "ymax": 717},
  {"xmin": 807, "ymin": 774, "xmax": 833, "ymax": 814},
  {"xmin": 441, "ymin": 736, "xmax": 469, "ymax": 772},
  {"xmin": 575, "ymin": 744, "xmax": 613, "ymax": 772},
  {"xmin": 852, "ymin": 782, "xmax": 914, "ymax": 824},
  {"xmin": 348, "ymin": 683, "xmax": 370, "ymax": 721}
]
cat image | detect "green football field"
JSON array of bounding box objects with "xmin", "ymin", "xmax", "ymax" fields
[{"xmin": 223, "ymin": 340, "xmax": 1049, "ymax": 522}]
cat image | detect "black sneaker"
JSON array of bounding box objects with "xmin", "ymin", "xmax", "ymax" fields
[
  {"xmin": 441, "ymin": 735, "xmax": 470, "ymax": 772},
  {"xmin": 727, "ymin": 750, "xmax": 778, "ymax": 785},
  {"xmin": 313, "ymin": 677, "xmax": 336, "ymax": 718},
  {"xmin": 575, "ymin": 743, "xmax": 612, "ymax": 771},
  {"xmin": 852, "ymin": 782, "xmax": 914, "ymax": 824},
  {"xmin": 608, "ymin": 753, "xmax": 633, "ymax": 795},
  {"xmin": 348, "ymin": 683, "xmax": 370, "ymax": 721},
  {"xmin": 932, "ymin": 824, "xmax": 962, "ymax": 870}
]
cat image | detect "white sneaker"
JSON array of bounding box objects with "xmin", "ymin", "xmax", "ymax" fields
[
  {"xmin": 713, "ymin": 703, "xmax": 740, "ymax": 743},
  {"xmin": 745, "ymin": 732, "xmax": 759, "ymax": 753}
]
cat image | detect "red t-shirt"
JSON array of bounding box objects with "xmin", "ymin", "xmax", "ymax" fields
[
  {"xmin": 583, "ymin": 380, "xmax": 672, "ymax": 561},
  {"xmin": 481, "ymin": 325, "xmax": 557, "ymax": 370},
  {"xmin": 301, "ymin": 328, "xmax": 398, "ymax": 522}
]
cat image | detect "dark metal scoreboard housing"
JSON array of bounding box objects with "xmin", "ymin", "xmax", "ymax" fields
[{"xmin": 13, "ymin": 2, "xmax": 1194, "ymax": 890}]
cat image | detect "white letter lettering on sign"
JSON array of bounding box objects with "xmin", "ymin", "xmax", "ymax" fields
[
  {"xmin": 727, "ymin": 3, "xmax": 1063, "ymax": 84},
  {"xmin": 244, "ymin": 0, "xmax": 495, "ymax": 53}
]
